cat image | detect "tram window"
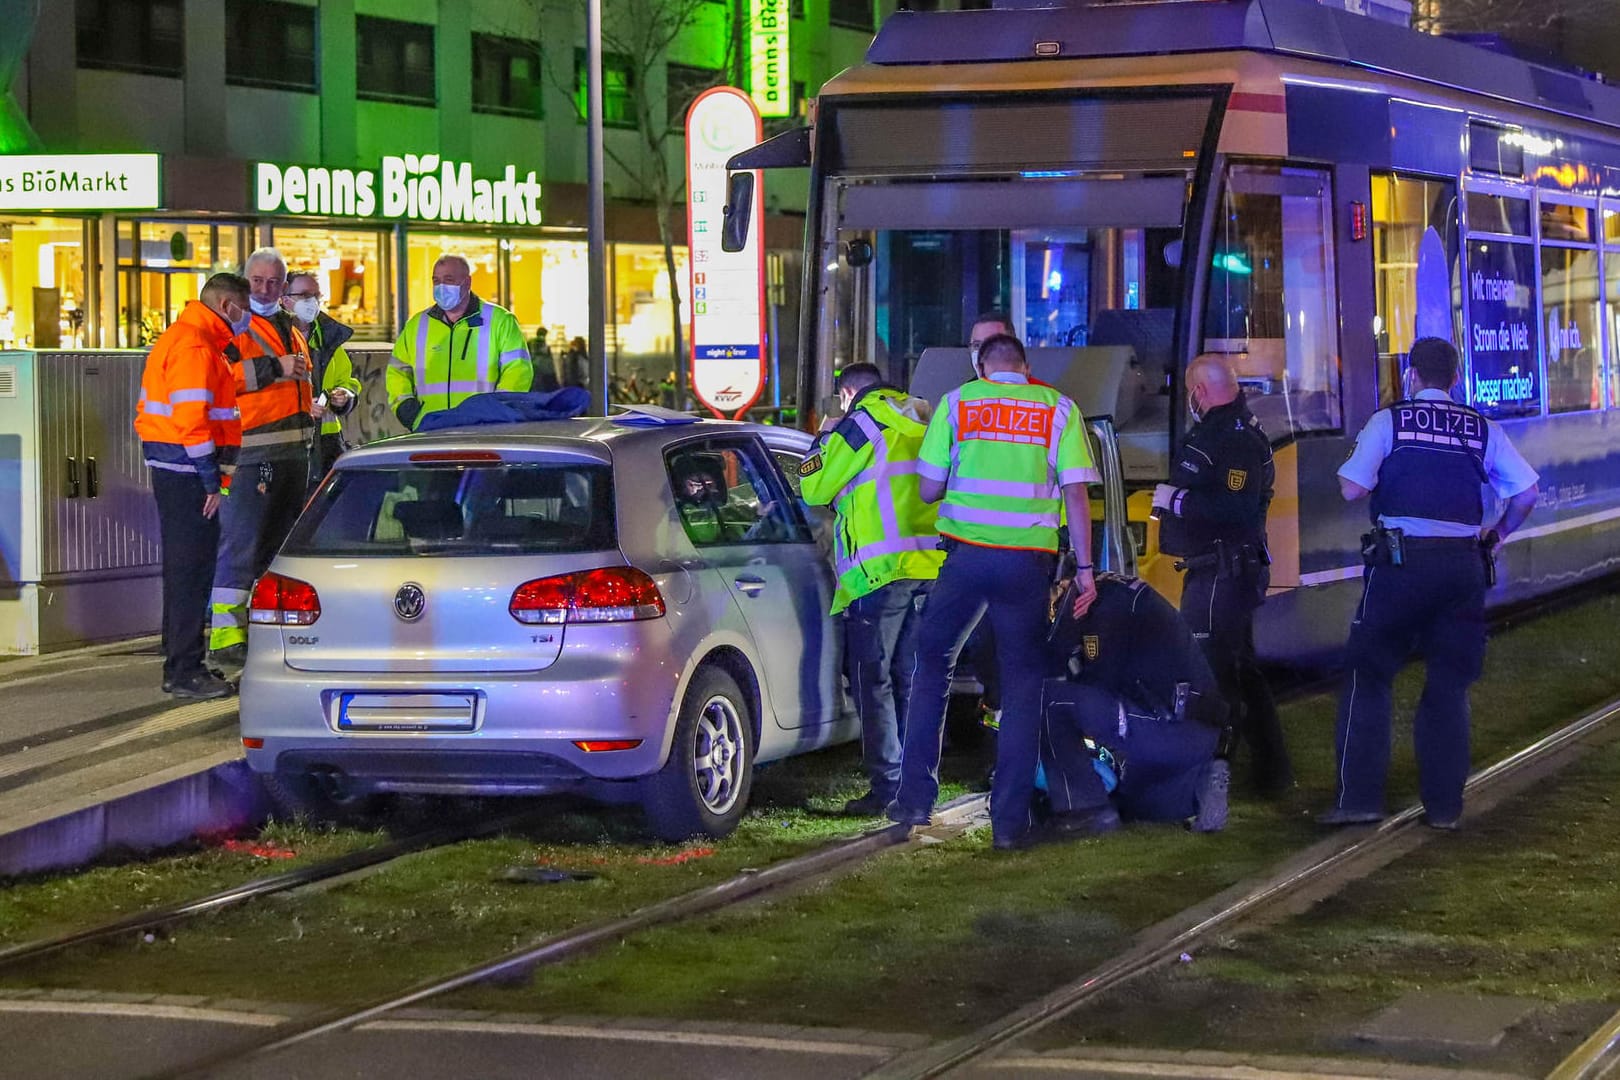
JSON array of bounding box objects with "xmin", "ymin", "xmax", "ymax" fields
[
  {"xmin": 1604, "ymin": 208, "xmax": 1620, "ymax": 246},
  {"xmin": 1541, "ymin": 202, "xmax": 1593, "ymax": 244},
  {"xmin": 1540, "ymin": 245, "xmax": 1601, "ymax": 414},
  {"xmin": 1202, "ymin": 164, "xmax": 1342, "ymax": 436},
  {"xmin": 1466, "ymin": 192, "xmax": 1532, "ymax": 237},
  {"xmin": 1463, "ymin": 239, "xmax": 1541, "ymax": 420},
  {"xmin": 1370, "ymin": 174, "xmax": 1460, "ymax": 408},
  {"xmin": 1607, "ymin": 252, "xmax": 1620, "ymax": 408}
]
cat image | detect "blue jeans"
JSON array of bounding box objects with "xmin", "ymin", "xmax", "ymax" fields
[
  {"xmin": 1041, "ymin": 680, "xmax": 1220, "ymax": 823},
  {"xmin": 896, "ymin": 542, "xmax": 1055, "ymax": 844},
  {"xmin": 846, "ymin": 579, "xmax": 931, "ymax": 797},
  {"xmin": 1333, "ymin": 544, "xmax": 1487, "ymax": 822}
]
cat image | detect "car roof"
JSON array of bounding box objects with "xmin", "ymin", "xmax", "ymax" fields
[{"xmin": 335, "ymin": 415, "xmax": 810, "ymax": 469}]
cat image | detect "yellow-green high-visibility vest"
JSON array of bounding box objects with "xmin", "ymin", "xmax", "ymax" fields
[
  {"xmin": 800, "ymin": 387, "xmax": 943, "ymax": 614},
  {"xmin": 918, "ymin": 373, "xmax": 1098, "ymax": 552},
  {"xmin": 387, "ymin": 296, "xmax": 533, "ymax": 429}
]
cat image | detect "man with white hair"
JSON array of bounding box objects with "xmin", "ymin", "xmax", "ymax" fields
[
  {"xmin": 1151, "ymin": 353, "xmax": 1291, "ymax": 798},
  {"xmin": 209, "ymin": 247, "xmax": 314, "ymax": 666},
  {"xmin": 387, "ymin": 254, "xmax": 532, "ymax": 430}
]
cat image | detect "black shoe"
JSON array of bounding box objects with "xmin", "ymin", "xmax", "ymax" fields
[
  {"xmin": 1423, "ymin": 813, "xmax": 1461, "ymax": 831},
  {"xmin": 210, "ymin": 644, "xmax": 249, "ymax": 669},
  {"xmin": 1047, "ymin": 805, "xmax": 1123, "ymax": 838},
  {"xmin": 842, "ymin": 790, "xmax": 895, "ymax": 817},
  {"xmin": 1315, "ymin": 807, "xmax": 1383, "ymax": 826},
  {"xmin": 162, "ymin": 667, "xmax": 225, "ymax": 694},
  {"xmin": 884, "ymin": 801, "xmax": 935, "ymax": 828},
  {"xmin": 169, "ymin": 671, "xmax": 235, "ymax": 700},
  {"xmin": 992, "ymin": 830, "xmax": 1042, "ymax": 852}
]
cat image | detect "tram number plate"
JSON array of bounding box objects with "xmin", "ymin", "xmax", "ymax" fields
[{"xmin": 336, "ymin": 692, "xmax": 477, "ymax": 732}]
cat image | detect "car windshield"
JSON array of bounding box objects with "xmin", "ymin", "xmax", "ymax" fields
[{"xmin": 282, "ymin": 462, "xmax": 616, "ymax": 557}]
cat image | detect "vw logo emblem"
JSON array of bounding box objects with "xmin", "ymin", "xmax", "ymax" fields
[{"xmin": 394, "ymin": 582, "xmax": 426, "ymax": 621}]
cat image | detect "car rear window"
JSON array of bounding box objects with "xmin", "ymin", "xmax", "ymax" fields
[{"xmin": 282, "ymin": 463, "xmax": 616, "ymax": 557}]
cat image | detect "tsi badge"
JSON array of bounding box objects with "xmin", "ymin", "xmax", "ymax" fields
[{"xmin": 394, "ymin": 582, "xmax": 426, "ymax": 622}]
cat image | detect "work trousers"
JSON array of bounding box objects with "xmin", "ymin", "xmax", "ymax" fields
[
  {"xmin": 1041, "ymin": 680, "xmax": 1221, "ymax": 823},
  {"xmin": 846, "ymin": 579, "xmax": 931, "ymax": 799},
  {"xmin": 1333, "ymin": 543, "xmax": 1487, "ymax": 822},
  {"xmin": 151, "ymin": 469, "xmax": 219, "ymax": 684},
  {"xmin": 897, "ymin": 542, "xmax": 1055, "ymax": 844},
  {"xmin": 210, "ymin": 455, "xmax": 308, "ymax": 651},
  {"xmin": 1181, "ymin": 566, "xmax": 1291, "ymax": 790}
]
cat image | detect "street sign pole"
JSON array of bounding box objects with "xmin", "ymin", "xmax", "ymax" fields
[{"xmin": 586, "ymin": 0, "xmax": 609, "ymax": 416}]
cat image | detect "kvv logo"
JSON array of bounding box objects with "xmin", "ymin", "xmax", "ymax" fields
[{"xmin": 256, "ymin": 155, "xmax": 543, "ymax": 226}]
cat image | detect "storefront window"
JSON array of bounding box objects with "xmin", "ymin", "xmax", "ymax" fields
[
  {"xmin": 613, "ymin": 243, "xmax": 687, "ymax": 388},
  {"xmin": 507, "ymin": 236, "xmax": 587, "ymax": 345},
  {"xmin": 117, "ymin": 220, "xmax": 249, "ymax": 346},
  {"xmin": 271, "ymin": 226, "xmax": 390, "ymax": 339},
  {"xmin": 403, "ymin": 233, "xmax": 499, "ymax": 320},
  {"xmin": 0, "ymin": 217, "xmax": 90, "ymax": 349}
]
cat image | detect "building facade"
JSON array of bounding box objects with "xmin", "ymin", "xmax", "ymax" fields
[{"xmin": 2, "ymin": 0, "xmax": 889, "ymax": 394}]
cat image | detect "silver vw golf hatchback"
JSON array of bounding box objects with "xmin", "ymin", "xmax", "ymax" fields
[{"xmin": 238, "ymin": 412, "xmax": 854, "ymax": 839}]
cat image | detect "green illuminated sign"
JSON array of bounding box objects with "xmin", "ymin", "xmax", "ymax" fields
[
  {"xmin": 254, "ymin": 156, "xmax": 542, "ymax": 225},
  {"xmin": 749, "ymin": 0, "xmax": 790, "ymax": 119}
]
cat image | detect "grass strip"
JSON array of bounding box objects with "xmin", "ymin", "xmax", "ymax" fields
[{"xmin": 432, "ymin": 591, "xmax": 1620, "ymax": 1035}]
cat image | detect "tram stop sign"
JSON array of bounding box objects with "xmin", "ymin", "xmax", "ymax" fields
[{"xmin": 685, "ymin": 87, "xmax": 766, "ymax": 419}]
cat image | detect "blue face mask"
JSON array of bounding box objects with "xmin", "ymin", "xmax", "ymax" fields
[
  {"xmin": 433, "ymin": 283, "xmax": 465, "ymax": 310},
  {"xmin": 228, "ymin": 304, "xmax": 251, "ymax": 336},
  {"xmin": 249, "ymin": 297, "xmax": 280, "ymax": 317}
]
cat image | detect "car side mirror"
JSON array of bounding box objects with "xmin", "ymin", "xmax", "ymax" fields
[{"xmin": 721, "ymin": 172, "xmax": 755, "ymax": 253}]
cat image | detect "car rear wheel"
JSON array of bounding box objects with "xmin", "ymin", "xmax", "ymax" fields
[
  {"xmin": 262, "ymin": 770, "xmax": 390, "ymax": 825},
  {"xmin": 641, "ymin": 666, "xmax": 755, "ymax": 841}
]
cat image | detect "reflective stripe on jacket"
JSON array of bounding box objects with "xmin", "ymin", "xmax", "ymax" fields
[
  {"xmin": 133, "ymin": 301, "xmax": 242, "ymax": 495},
  {"xmin": 386, "ymin": 296, "xmax": 533, "ymax": 429},
  {"xmin": 918, "ymin": 375, "xmax": 1098, "ymax": 553},
  {"xmin": 800, "ymin": 386, "xmax": 942, "ymax": 614},
  {"xmin": 224, "ymin": 312, "xmax": 313, "ymax": 458}
]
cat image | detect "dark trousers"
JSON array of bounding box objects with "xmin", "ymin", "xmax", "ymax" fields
[
  {"xmin": 1041, "ymin": 680, "xmax": 1220, "ymax": 823},
  {"xmin": 152, "ymin": 469, "xmax": 220, "ymax": 684},
  {"xmin": 1333, "ymin": 545, "xmax": 1487, "ymax": 822},
  {"xmin": 897, "ymin": 542, "xmax": 1055, "ymax": 843},
  {"xmin": 211, "ymin": 456, "xmax": 308, "ymax": 651},
  {"xmin": 846, "ymin": 579, "xmax": 931, "ymax": 798},
  {"xmin": 1181, "ymin": 566, "xmax": 1291, "ymax": 789}
]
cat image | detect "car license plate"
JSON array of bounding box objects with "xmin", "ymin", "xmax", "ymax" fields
[{"xmin": 336, "ymin": 692, "xmax": 478, "ymax": 732}]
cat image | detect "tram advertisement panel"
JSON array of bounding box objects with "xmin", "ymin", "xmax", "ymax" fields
[{"xmin": 1466, "ymin": 241, "xmax": 1540, "ymax": 418}]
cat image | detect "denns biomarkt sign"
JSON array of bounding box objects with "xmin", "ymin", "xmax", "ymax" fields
[{"xmin": 255, "ymin": 155, "xmax": 543, "ymax": 226}]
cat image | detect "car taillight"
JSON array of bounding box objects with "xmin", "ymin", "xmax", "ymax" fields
[
  {"xmin": 249, "ymin": 571, "xmax": 321, "ymax": 626},
  {"xmin": 510, "ymin": 567, "xmax": 665, "ymax": 625}
]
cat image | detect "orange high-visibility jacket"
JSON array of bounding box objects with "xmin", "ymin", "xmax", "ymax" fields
[
  {"xmin": 134, "ymin": 301, "xmax": 243, "ymax": 495},
  {"xmin": 224, "ymin": 311, "xmax": 314, "ymax": 458}
]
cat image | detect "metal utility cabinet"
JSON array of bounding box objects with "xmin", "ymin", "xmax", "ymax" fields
[{"xmin": 0, "ymin": 350, "xmax": 161, "ymax": 654}]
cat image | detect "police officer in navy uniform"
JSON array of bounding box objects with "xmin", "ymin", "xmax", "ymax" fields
[
  {"xmin": 1152, "ymin": 354, "xmax": 1292, "ymax": 795},
  {"xmin": 1320, "ymin": 337, "xmax": 1538, "ymax": 829},
  {"xmin": 1042, "ymin": 575, "xmax": 1231, "ymax": 831}
]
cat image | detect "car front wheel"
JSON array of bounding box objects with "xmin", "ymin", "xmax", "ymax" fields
[{"xmin": 641, "ymin": 666, "xmax": 755, "ymax": 841}]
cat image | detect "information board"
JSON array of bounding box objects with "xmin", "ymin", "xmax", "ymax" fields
[
  {"xmin": 1465, "ymin": 240, "xmax": 1540, "ymax": 418},
  {"xmin": 685, "ymin": 87, "xmax": 766, "ymax": 419}
]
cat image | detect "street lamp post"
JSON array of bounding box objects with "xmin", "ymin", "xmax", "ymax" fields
[{"xmin": 586, "ymin": 0, "xmax": 609, "ymax": 416}]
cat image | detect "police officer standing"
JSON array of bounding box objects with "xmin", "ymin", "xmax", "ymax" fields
[
  {"xmin": 1043, "ymin": 575, "xmax": 1230, "ymax": 831},
  {"xmin": 1320, "ymin": 337, "xmax": 1538, "ymax": 829},
  {"xmin": 800, "ymin": 363, "xmax": 942, "ymax": 816},
  {"xmin": 1153, "ymin": 354, "xmax": 1291, "ymax": 794},
  {"xmin": 387, "ymin": 254, "xmax": 533, "ymax": 431},
  {"xmin": 889, "ymin": 333, "xmax": 1099, "ymax": 850}
]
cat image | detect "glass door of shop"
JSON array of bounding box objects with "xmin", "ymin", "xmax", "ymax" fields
[
  {"xmin": 269, "ymin": 226, "xmax": 393, "ymax": 341},
  {"xmin": 117, "ymin": 221, "xmax": 250, "ymax": 347},
  {"xmin": 0, "ymin": 216, "xmax": 94, "ymax": 349}
]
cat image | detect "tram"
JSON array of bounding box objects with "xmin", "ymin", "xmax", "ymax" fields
[{"xmin": 727, "ymin": 0, "xmax": 1620, "ymax": 665}]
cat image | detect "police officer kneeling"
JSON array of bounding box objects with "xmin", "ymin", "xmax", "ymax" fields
[
  {"xmin": 1320, "ymin": 337, "xmax": 1538, "ymax": 830},
  {"xmin": 1042, "ymin": 575, "xmax": 1231, "ymax": 832}
]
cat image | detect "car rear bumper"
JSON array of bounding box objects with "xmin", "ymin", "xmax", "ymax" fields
[{"xmin": 239, "ymin": 644, "xmax": 684, "ymax": 792}]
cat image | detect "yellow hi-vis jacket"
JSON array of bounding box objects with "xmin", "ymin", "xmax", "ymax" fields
[
  {"xmin": 387, "ymin": 294, "xmax": 533, "ymax": 430},
  {"xmin": 918, "ymin": 373, "xmax": 1099, "ymax": 552},
  {"xmin": 800, "ymin": 386, "xmax": 943, "ymax": 614}
]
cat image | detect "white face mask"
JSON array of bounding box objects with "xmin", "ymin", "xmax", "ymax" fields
[
  {"xmin": 1187, "ymin": 390, "xmax": 1203, "ymax": 423},
  {"xmin": 433, "ymin": 283, "xmax": 466, "ymax": 311},
  {"xmin": 1401, "ymin": 366, "xmax": 1419, "ymax": 400},
  {"xmin": 290, "ymin": 297, "xmax": 321, "ymax": 325},
  {"xmin": 249, "ymin": 297, "xmax": 280, "ymax": 317}
]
